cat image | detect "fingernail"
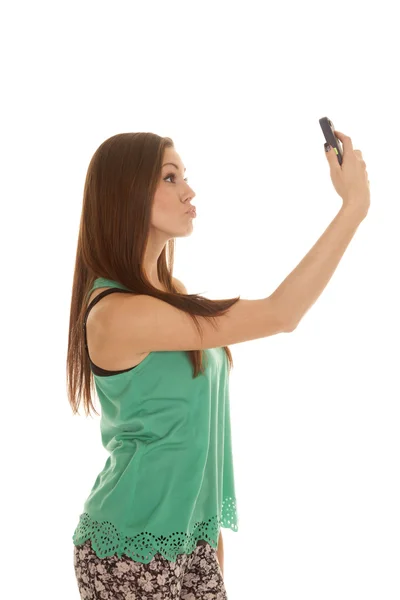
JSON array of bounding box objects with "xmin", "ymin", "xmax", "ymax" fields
[{"xmin": 324, "ymin": 143, "xmax": 331, "ymax": 152}]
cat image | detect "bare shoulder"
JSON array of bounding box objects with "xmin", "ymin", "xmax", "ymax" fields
[
  {"xmin": 85, "ymin": 279, "xmax": 189, "ymax": 370},
  {"xmin": 172, "ymin": 277, "xmax": 188, "ymax": 295},
  {"xmin": 85, "ymin": 287, "xmax": 147, "ymax": 370},
  {"xmin": 87, "ymin": 279, "xmax": 186, "ymax": 319}
]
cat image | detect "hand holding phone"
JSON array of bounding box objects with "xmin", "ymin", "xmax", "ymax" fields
[
  {"xmin": 319, "ymin": 117, "xmax": 343, "ymax": 165},
  {"xmin": 319, "ymin": 120, "xmax": 370, "ymax": 218}
]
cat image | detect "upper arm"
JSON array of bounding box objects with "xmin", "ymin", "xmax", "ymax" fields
[{"xmin": 103, "ymin": 285, "xmax": 290, "ymax": 355}]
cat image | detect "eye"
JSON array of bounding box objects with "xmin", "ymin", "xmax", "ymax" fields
[{"xmin": 164, "ymin": 173, "xmax": 189, "ymax": 183}]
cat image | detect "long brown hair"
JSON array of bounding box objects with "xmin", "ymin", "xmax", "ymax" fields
[{"xmin": 66, "ymin": 132, "xmax": 241, "ymax": 417}]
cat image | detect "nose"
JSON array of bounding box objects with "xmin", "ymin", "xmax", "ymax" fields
[
  {"xmin": 183, "ymin": 186, "xmax": 196, "ymax": 206},
  {"xmin": 187, "ymin": 183, "xmax": 195, "ymax": 197}
]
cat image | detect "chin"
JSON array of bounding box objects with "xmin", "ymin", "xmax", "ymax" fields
[
  {"xmin": 159, "ymin": 220, "xmax": 194, "ymax": 240},
  {"xmin": 176, "ymin": 221, "xmax": 195, "ymax": 238}
]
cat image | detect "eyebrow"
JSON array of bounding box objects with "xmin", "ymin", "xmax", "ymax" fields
[{"xmin": 162, "ymin": 162, "xmax": 186, "ymax": 172}]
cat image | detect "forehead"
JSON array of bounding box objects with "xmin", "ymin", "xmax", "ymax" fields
[{"xmin": 162, "ymin": 147, "xmax": 185, "ymax": 170}]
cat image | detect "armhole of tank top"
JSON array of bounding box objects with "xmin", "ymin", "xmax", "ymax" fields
[{"xmin": 84, "ymin": 288, "xmax": 146, "ymax": 377}]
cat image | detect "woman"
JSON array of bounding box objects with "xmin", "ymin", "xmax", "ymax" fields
[{"xmin": 68, "ymin": 130, "xmax": 370, "ymax": 599}]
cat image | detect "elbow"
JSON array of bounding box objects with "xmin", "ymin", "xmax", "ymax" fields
[{"xmin": 283, "ymin": 319, "xmax": 297, "ymax": 333}]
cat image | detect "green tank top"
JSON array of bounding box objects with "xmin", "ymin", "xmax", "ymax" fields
[{"xmin": 72, "ymin": 277, "xmax": 239, "ymax": 564}]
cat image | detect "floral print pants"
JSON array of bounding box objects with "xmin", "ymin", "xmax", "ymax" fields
[{"xmin": 73, "ymin": 538, "xmax": 228, "ymax": 600}]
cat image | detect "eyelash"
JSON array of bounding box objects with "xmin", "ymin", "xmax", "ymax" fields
[{"xmin": 164, "ymin": 173, "xmax": 189, "ymax": 184}]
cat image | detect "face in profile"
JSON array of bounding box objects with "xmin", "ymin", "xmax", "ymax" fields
[{"xmin": 151, "ymin": 146, "xmax": 197, "ymax": 240}]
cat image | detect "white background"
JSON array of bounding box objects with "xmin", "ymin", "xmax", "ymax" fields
[{"xmin": 2, "ymin": 1, "xmax": 399, "ymax": 598}]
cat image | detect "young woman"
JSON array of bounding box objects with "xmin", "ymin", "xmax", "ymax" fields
[{"xmin": 68, "ymin": 130, "xmax": 370, "ymax": 599}]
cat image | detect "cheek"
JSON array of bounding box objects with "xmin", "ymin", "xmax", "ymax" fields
[
  {"xmin": 153, "ymin": 198, "xmax": 171, "ymax": 217},
  {"xmin": 153, "ymin": 189, "xmax": 177, "ymax": 216},
  {"xmin": 151, "ymin": 193, "xmax": 180, "ymax": 228},
  {"xmin": 154, "ymin": 188, "xmax": 168, "ymax": 207}
]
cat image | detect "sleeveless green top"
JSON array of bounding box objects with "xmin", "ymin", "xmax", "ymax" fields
[{"xmin": 72, "ymin": 277, "xmax": 239, "ymax": 564}]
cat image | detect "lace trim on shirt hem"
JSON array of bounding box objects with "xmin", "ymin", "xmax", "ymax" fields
[{"xmin": 73, "ymin": 496, "xmax": 238, "ymax": 564}]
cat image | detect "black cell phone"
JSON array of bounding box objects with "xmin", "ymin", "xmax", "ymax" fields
[{"xmin": 319, "ymin": 117, "xmax": 343, "ymax": 165}]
